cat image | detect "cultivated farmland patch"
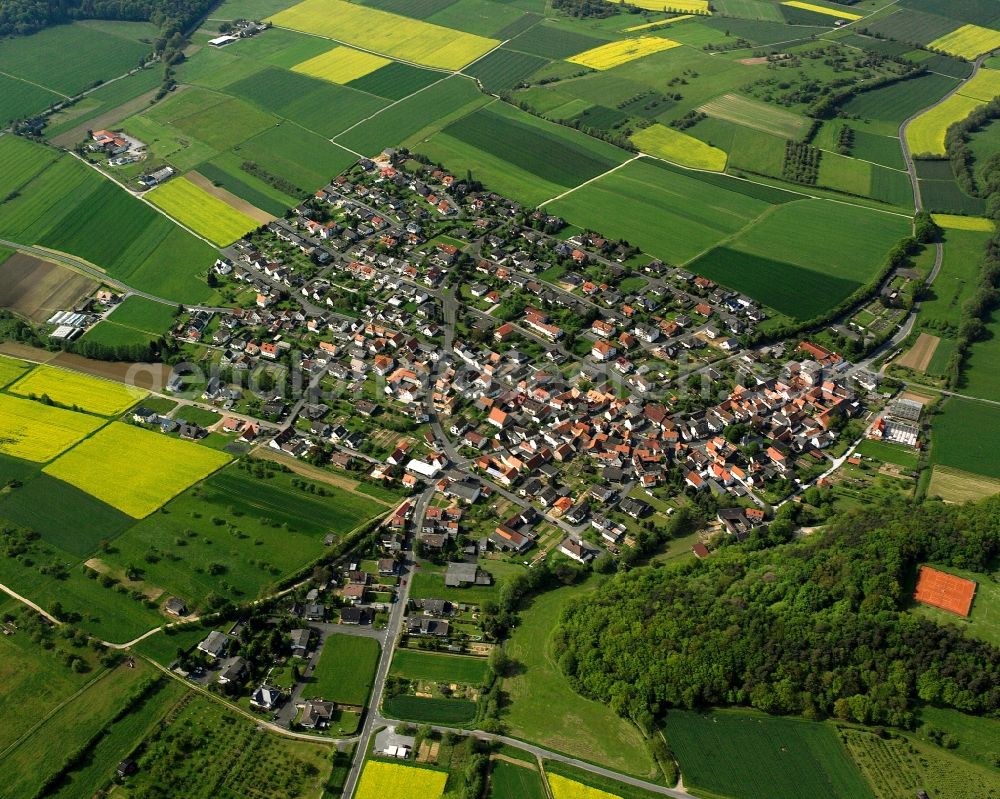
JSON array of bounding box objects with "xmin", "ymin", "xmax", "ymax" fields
[
  {"xmin": 147, "ymin": 176, "xmax": 262, "ymax": 246},
  {"xmin": 631, "ymin": 124, "xmax": 726, "ymax": 170},
  {"xmin": 10, "ymin": 364, "xmax": 145, "ymax": 415},
  {"xmin": 567, "ymin": 37, "xmax": 680, "ymax": 71},
  {"xmin": 0, "ymin": 394, "xmax": 104, "ymax": 463},
  {"xmin": 43, "ymin": 422, "xmax": 231, "ymax": 517},
  {"xmin": 698, "ymin": 93, "xmax": 809, "ymax": 139},
  {"xmin": 355, "ymin": 761, "xmax": 447, "ymax": 799},
  {"xmin": 928, "ymin": 23, "xmax": 1000, "ymax": 60},
  {"xmin": 292, "ymin": 45, "xmax": 391, "ymax": 84},
  {"xmin": 0, "ymin": 252, "xmax": 97, "ymax": 323}
]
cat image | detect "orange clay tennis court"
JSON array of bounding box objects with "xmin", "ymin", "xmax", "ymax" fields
[{"xmin": 913, "ymin": 566, "xmax": 977, "ymax": 617}]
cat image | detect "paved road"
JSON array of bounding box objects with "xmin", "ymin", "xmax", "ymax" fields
[
  {"xmin": 370, "ymin": 716, "xmax": 696, "ymax": 799},
  {"xmin": 339, "ymin": 485, "xmax": 432, "ymax": 799}
]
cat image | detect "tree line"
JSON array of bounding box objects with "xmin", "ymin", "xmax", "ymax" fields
[
  {"xmin": 0, "ymin": 0, "xmax": 214, "ymax": 38},
  {"xmin": 554, "ymin": 496, "xmax": 1000, "ymax": 731}
]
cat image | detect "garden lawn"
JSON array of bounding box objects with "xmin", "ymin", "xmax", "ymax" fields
[
  {"xmin": 147, "ymin": 176, "xmax": 259, "ymax": 246},
  {"xmin": 503, "ymin": 580, "xmax": 655, "ymax": 779},
  {"xmin": 306, "ymin": 634, "xmax": 380, "ymax": 705},
  {"xmin": 664, "ymin": 709, "xmax": 874, "ymax": 799},
  {"xmin": 0, "ymin": 394, "xmax": 104, "ymax": 462},
  {"xmin": 355, "ymin": 761, "xmax": 447, "ymax": 799},
  {"xmin": 43, "ymin": 422, "xmax": 231, "ymax": 517}
]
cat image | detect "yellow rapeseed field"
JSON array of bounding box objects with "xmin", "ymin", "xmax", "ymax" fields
[
  {"xmin": 147, "ymin": 176, "xmax": 259, "ymax": 247},
  {"xmin": 0, "ymin": 393, "xmax": 104, "ymax": 462},
  {"xmin": 568, "ymin": 36, "xmax": 681, "ymax": 70},
  {"xmin": 548, "ymin": 773, "xmax": 622, "ymax": 799},
  {"xmin": 931, "ymin": 214, "xmax": 994, "ymax": 232},
  {"xmin": 292, "ymin": 46, "xmax": 390, "ymax": 84},
  {"xmin": 43, "ymin": 422, "xmax": 231, "ymax": 517},
  {"xmin": 631, "ymin": 124, "xmax": 727, "ymax": 171},
  {"xmin": 953, "ymin": 67, "xmax": 1000, "ymax": 103},
  {"xmin": 0, "ymin": 355, "xmax": 31, "ymax": 388},
  {"xmin": 9, "ymin": 365, "xmax": 146, "ymax": 416},
  {"xmin": 269, "ymin": 0, "xmax": 498, "ymax": 70},
  {"xmin": 354, "ymin": 761, "xmax": 447, "ymax": 799},
  {"xmin": 906, "ymin": 93, "xmax": 981, "ymax": 156},
  {"xmin": 781, "ymin": 1, "xmax": 861, "ymax": 20},
  {"xmin": 929, "ymin": 23, "xmax": 1000, "ymax": 61},
  {"xmin": 608, "ymin": 0, "xmax": 707, "ymax": 12}
]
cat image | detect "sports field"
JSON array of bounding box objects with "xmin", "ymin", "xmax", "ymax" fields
[
  {"xmin": 0, "ymin": 394, "xmax": 104, "ymax": 462},
  {"xmin": 9, "ymin": 364, "xmax": 145, "ymax": 415},
  {"xmin": 913, "ymin": 565, "xmax": 976, "ymax": 616},
  {"xmin": 269, "ymin": 0, "xmax": 498, "ymax": 69},
  {"xmin": 43, "ymin": 422, "xmax": 231, "ymax": 517},
  {"xmin": 306, "ymin": 634, "xmax": 380, "ymax": 705},
  {"xmin": 631, "ymin": 124, "xmax": 727, "ymax": 171},
  {"xmin": 665, "ymin": 710, "xmax": 874, "ymax": 799},
  {"xmin": 147, "ymin": 176, "xmax": 260, "ymax": 246},
  {"xmin": 928, "ymin": 23, "xmax": 1000, "ymax": 60},
  {"xmin": 781, "ymin": 1, "xmax": 860, "ymax": 20},
  {"xmin": 355, "ymin": 761, "xmax": 447, "ymax": 799},
  {"xmin": 567, "ymin": 37, "xmax": 680, "ymax": 70},
  {"xmin": 911, "ymin": 564, "xmax": 1000, "ymax": 649},
  {"xmin": 292, "ymin": 45, "xmax": 390, "ymax": 84}
]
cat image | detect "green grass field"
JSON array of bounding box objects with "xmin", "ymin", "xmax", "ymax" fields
[
  {"xmin": 855, "ymin": 439, "xmax": 920, "ymax": 469},
  {"xmin": 930, "ymin": 397, "xmax": 1000, "ymax": 479},
  {"xmin": 235, "ymin": 123, "xmax": 357, "ymax": 193},
  {"xmin": 664, "ymin": 709, "xmax": 874, "ymax": 799},
  {"xmin": 959, "ymin": 312, "xmax": 1000, "ymax": 400},
  {"xmin": 489, "ymin": 761, "xmax": 547, "ymax": 799},
  {"xmin": 464, "ymin": 47, "xmax": 549, "ymax": 92},
  {"xmin": 918, "ymin": 228, "xmax": 989, "ymax": 331},
  {"xmin": 843, "ymin": 73, "xmax": 959, "ymax": 137},
  {"xmin": 346, "ymin": 60, "xmax": 442, "ymax": 100},
  {"xmin": 105, "ymin": 296, "xmax": 178, "ymax": 336},
  {"xmin": 916, "ymin": 706, "xmax": 1000, "ymax": 772},
  {"xmin": 306, "ymin": 634, "xmax": 380, "ymax": 706},
  {"xmin": 503, "ymin": 579, "xmax": 655, "ymax": 779},
  {"xmin": 382, "ymin": 694, "xmax": 478, "ymax": 724},
  {"xmin": 409, "ymin": 569, "xmax": 499, "ymax": 605},
  {"xmin": 0, "ymin": 135, "xmax": 59, "ymax": 198},
  {"xmin": 390, "ymin": 649, "xmax": 489, "ymax": 684}
]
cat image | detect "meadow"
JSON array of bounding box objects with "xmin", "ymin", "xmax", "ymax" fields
[
  {"xmin": 855, "ymin": 439, "xmax": 920, "ymax": 470},
  {"xmin": 147, "ymin": 177, "xmax": 260, "ymax": 246},
  {"xmin": 390, "ymin": 649, "xmax": 489, "ymax": 684},
  {"xmin": 0, "ymin": 354, "xmax": 32, "ymax": 388},
  {"xmin": 959, "ymin": 314, "xmax": 1000, "ymax": 400},
  {"xmin": 101, "ymin": 463, "xmax": 381, "ymax": 609},
  {"xmin": 306, "ymin": 634, "xmax": 380, "ymax": 706},
  {"xmin": 699, "ymin": 93, "xmax": 810, "ymax": 139},
  {"xmin": 0, "ymin": 74, "xmax": 61, "ymax": 126},
  {"xmin": 664, "ymin": 709, "xmax": 874, "ymax": 799},
  {"xmin": 0, "ymin": 135, "xmax": 59, "ymax": 199},
  {"xmin": 234, "ymin": 124, "xmax": 358, "ymax": 194},
  {"xmin": 930, "ymin": 397, "xmax": 1000, "ymax": 478},
  {"xmin": 463, "ymin": 47, "xmax": 550, "ymax": 92},
  {"xmin": 502, "ymin": 580, "xmax": 655, "ymax": 779},
  {"xmin": 843, "ymin": 73, "xmax": 958, "ymax": 137},
  {"xmin": 489, "ymin": 761, "xmax": 547, "ymax": 799},
  {"xmin": 0, "ymin": 661, "xmax": 156, "ymax": 799},
  {"xmin": 43, "ymin": 422, "xmax": 231, "ymax": 517},
  {"xmin": 355, "ymin": 761, "xmax": 447, "ymax": 799},
  {"xmin": 105, "ymin": 296, "xmax": 178, "ymax": 336},
  {"xmin": 346, "ymin": 60, "xmax": 443, "ymax": 100},
  {"xmin": 917, "ymin": 228, "xmax": 989, "ymax": 331},
  {"xmin": 841, "ymin": 725, "xmax": 1000, "ymax": 799},
  {"xmin": 0, "ymin": 393, "xmax": 104, "ymax": 462},
  {"xmin": 9, "ymin": 364, "xmax": 146, "ymax": 415},
  {"xmin": 269, "ymin": 0, "xmax": 498, "ymax": 69},
  {"xmin": 631, "ymin": 124, "xmax": 727, "ymax": 171},
  {"xmin": 120, "ymin": 693, "xmax": 334, "ymax": 799}
]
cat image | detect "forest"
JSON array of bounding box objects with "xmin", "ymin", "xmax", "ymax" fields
[
  {"xmin": 0, "ymin": 0, "xmax": 214, "ymax": 38},
  {"xmin": 554, "ymin": 497, "xmax": 1000, "ymax": 731}
]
